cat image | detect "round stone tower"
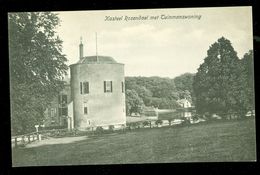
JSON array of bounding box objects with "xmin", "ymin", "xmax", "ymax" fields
[{"xmin": 70, "ymin": 40, "xmax": 126, "ymax": 130}]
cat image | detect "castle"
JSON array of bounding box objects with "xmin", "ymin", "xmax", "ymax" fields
[{"xmin": 44, "ymin": 39, "xmax": 126, "ymax": 130}]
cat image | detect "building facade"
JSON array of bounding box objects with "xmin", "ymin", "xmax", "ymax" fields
[
  {"xmin": 43, "ymin": 78, "xmax": 71, "ymax": 128},
  {"xmin": 44, "ymin": 40, "xmax": 126, "ymax": 130}
]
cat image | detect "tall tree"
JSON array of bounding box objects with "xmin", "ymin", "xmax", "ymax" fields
[
  {"xmin": 236, "ymin": 50, "xmax": 254, "ymax": 114},
  {"xmin": 242, "ymin": 50, "xmax": 254, "ymax": 111},
  {"xmin": 9, "ymin": 12, "xmax": 68, "ymax": 135},
  {"xmin": 193, "ymin": 37, "xmax": 241, "ymax": 116}
]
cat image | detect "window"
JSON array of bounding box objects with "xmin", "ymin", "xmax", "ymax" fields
[
  {"xmin": 80, "ymin": 82, "xmax": 89, "ymax": 94},
  {"xmin": 122, "ymin": 82, "xmax": 124, "ymax": 93},
  {"xmin": 104, "ymin": 81, "xmax": 113, "ymax": 93},
  {"xmin": 58, "ymin": 94, "xmax": 67, "ymax": 107},
  {"xmin": 83, "ymin": 103, "xmax": 88, "ymax": 115},
  {"xmin": 50, "ymin": 108, "xmax": 56, "ymax": 118}
]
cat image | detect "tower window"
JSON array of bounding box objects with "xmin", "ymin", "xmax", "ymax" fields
[
  {"xmin": 80, "ymin": 81, "xmax": 89, "ymax": 94},
  {"xmin": 122, "ymin": 82, "xmax": 124, "ymax": 93},
  {"xmin": 83, "ymin": 103, "xmax": 88, "ymax": 115},
  {"xmin": 104, "ymin": 81, "xmax": 113, "ymax": 93}
]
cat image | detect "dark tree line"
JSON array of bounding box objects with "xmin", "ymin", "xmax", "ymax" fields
[
  {"xmin": 9, "ymin": 12, "xmax": 68, "ymax": 135},
  {"xmin": 193, "ymin": 37, "xmax": 254, "ymax": 117}
]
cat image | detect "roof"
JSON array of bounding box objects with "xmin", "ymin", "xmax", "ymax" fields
[{"xmin": 77, "ymin": 56, "xmax": 117, "ymax": 64}]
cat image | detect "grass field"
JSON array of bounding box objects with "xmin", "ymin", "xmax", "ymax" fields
[{"xmin": 12, "ymin": 118, "xmax": 256, "ymax": 166}]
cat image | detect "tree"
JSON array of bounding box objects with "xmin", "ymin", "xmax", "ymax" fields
[
  {"xmin": 235, "ymin": 50, "xmax": 254, "ymax": 115},
  {"xmin": 193, "ymin": 37, "xmax": 241, "ymax": 116},
  {"xmin": 9, "ymin": 12, "xmax": 68, "ymax": 135},
  {"xmin": 242, "ymin": 50, "xmax": 254, "ymax": 111},
  {"xmin": 174, "ymin": 73, "xmax": 195, "ymax": 103},
  {"xmin": 174, "ymin": 73, "xmax": 194, "ymax": 90},
  {"xmin": 127, "ymin": 84, "xmax": 153, "ymax": 106},
  {"xmin": 125, "ymin": 89, "xmax": 144, "ymax": 116},
  {"xmin": 125, "ymin": 76, "xmax": 179, "ymax": 109}
]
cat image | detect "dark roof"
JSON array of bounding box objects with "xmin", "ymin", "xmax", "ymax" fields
[{"xmin": 77, "ymin": 56, "xmax": 117, "ymax": 64}]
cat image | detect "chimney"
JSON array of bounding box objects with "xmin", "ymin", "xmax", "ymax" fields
[{"xmin": 79, "ymin": 37, "xmax": 83, "ymax": 59}]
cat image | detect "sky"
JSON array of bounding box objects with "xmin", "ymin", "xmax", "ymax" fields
[{"xmin": 56, "ymin": 6, "xmax": 253, "ymax": 78}]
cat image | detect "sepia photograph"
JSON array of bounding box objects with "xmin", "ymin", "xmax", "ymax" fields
[{"xmin": 9, "ymin": 6, "xmax": 256, "ymax": 167}]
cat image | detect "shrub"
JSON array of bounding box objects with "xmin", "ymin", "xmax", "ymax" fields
[
  {"xmin": 108, "ymin": 125, "xmax": 114, "ymax": 132},
  {"xmin": 143, "ymin": 121, "xmax": 150, "ymax": 127},
  {"xmin": 181, "ymin": 117, "xmax": 190, "ymax": 125},
  {"xmin": 155, "ymin": 119, "xmax": 163, "ymax": 126},
  {"xmin": 192, "ymin": 114, "xmax": 199, "ymax": 121},
  {"xmin": 95, "ymin": 126, "xmax": 104, "ymax": 134}
]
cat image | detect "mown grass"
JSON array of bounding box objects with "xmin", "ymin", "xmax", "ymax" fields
[{"xmin": 12, "ymin": 118, "xmax": 256, "ymax": 166}]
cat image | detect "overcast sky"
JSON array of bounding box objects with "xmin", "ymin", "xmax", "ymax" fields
[{"xmin": 56, "ymin": 6, "xmax": 253, "ymax": 78}]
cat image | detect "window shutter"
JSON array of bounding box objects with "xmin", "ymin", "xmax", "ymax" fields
[
  {"xmin": 80, "ymin": 82, "xmax": 82, "ymax": 94},
  {"xmin": 83, "ymin": 82, "xmax": 89, "ymax": 94},
  {"xmin": 84, "ymin": 107, "xmax": 88, "ymax": 114},
  {"xmin": 104, "ymin": 81, "xmax": 106, "ymax": 92},
  {"xmin": 110, "ymin": 81, "xmax": 113, "ymax": 92},
  {"xmin": 87, "ymin": 82, "xmax": 89, "ymax": 93},
  {"xmin": 83, "ymin": 82, "xmax": 85, "ymax": 94}
]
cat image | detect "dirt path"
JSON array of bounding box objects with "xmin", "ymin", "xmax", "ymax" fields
[{"xmin": 26, "ymin": 136, "xmax": 88, "ymax": 148}]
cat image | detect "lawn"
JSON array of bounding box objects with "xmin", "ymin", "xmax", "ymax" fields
[{"xmin": 12, "ymin": 118, "xmax": 256, "ymax": 166}]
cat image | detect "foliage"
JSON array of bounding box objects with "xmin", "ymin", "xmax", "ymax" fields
[
  {"xmin": 237, "ymin": 50, "xmax": 254, "ymax": 113},
  {"xmin": 125, "ymin": 89, "xmax": 144, "ymax": 115},
  {"xmin": 125, "ymin": 76, "xmax": 194, "ymax": 111},
  {"xmin": 108, "ymin": 125, "xmax": 115, "ymax": 132},
  {"xmin": 95, "ymin": 126, "xmax": 104, "ymax": 134},
  {"xmin": 174, "ymin": 73, "xmax": 195, "ymax": 103},
  {"xmin": 155, "ymin": 119, "xmax": 163, "ymax": 126},
  {"xmin": 9, "ymin": 12, "xmax": 68, "ymax": 135},
  {"xmin": 193, "ymin": 37, "xmax": 254, "ymax": 117},
  {"xmin": 142, "ymin": 121, "xmax": 150, "ymax": 127}
]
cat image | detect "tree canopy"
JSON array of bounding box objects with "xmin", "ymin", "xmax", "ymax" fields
[
  {"xmin": 9, "ymin": 12, "xmax": 68, "ymax": 135},
  {"xmin": 193, "ymin": 37, "xmax": 254, "ymax": 117}
]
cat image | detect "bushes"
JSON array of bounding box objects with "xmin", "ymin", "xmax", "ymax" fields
[
  {"xmin": 95, "ymin": 126, "xmax": 104, "ymax": 134},
  {"xmin": 143, "ymin": 121, "xmax": 150, "ymax": 127},
  {"xmin": 126, "ymin": 122, "xmax": 141, "ymax": 130},
  {"xmin": 108, "ymin": 125, "xmax": 114, "ymax": 132},
  {"xmin": 155, "ymin": 119, "xmax": 163, "ymax": 126}
]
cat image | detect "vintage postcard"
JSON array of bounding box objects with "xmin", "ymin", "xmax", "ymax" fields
[{"xmin": 9, "ymin": 7, "xmax": 255, "ymax": 166}]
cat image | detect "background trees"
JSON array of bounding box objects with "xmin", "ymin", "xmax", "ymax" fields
[
  {"xmin": 125, "ymin": 89, "xmax": 144, "ymax": 116},
  {"xmin": 174, "ymin": 73, "xmax": 195, "ymax": 104},
  {"xmin": 9, "ymin": 12, "xmax": 68, "ymax": 135},
  {"xmin": 125, "ymin": 75, "xmax": 195, "ymax": 115},
  {"xmin": 193, "ymin": 37, "xmax": 254, "ymax": 117}
]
